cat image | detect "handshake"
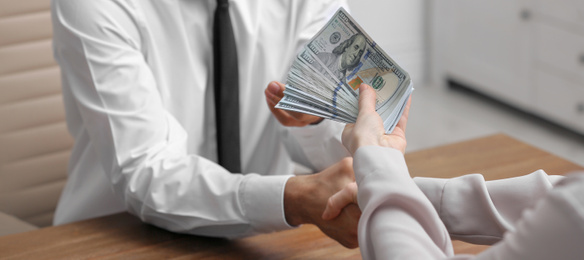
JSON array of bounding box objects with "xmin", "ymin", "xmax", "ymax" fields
[
  {"xmin": 265, "ymin": 8, "xmax": 412, "ymax": 248},
  {"xmin": 269, "ymin": 82, "xmax": 411, "ymax": 249}
]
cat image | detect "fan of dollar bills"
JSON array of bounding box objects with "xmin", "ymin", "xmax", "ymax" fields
[{"xmin": 276, "ymin": 7, "xmax": 413, "ymax": 134}]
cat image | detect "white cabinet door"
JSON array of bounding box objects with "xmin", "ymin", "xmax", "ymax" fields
[
  {"xmin": 442, "ymin": 0, "xmax": 533, "ymax": 108},
  {"xmin": 534, "ymin": 70, "xmax": 584, "ymax": 133}
]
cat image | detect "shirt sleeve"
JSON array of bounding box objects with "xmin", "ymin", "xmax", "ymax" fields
[
  {"xmin": 414, "ymin": 170, "xmax": 564, "ymax": 244},
  {"xmin": 355, "ymin": 145, "xmax": 584, "ymax": 259},
  {"xmin": 476, "ymin": 174, "xmax": 584, "ymax": 260},
  {"xmin": 286, "ymin": 120, "xmax": 350, "ymax": 171},
  {"xmin": 52, "ymin": 0, "xmax": 291, "ymax": 238},
  {"xmin": 354, "ymin": 146, "xmax": 454, "ymax": 260}
]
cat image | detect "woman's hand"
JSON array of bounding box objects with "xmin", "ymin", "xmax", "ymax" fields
[
  {"xmin": 322, "ymin": 182, "xmax": 358, "ymax": 221},
  {"xmin": 264, "ymin": 81, "xmax": 323, "ymax": 126},
  {"xmin": 342, "ymin": 84, "xmax": 411, "ymax": 155},
  {"xmin": 323, "ymin": 84, "xmax": 411, "ymax": 220}
]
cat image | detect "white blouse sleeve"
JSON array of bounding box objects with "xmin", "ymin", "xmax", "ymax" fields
[
  {"xmin": 354, "ymin": 146, "xmax": 454, "ymax": 260},
  {"xmin": 414, "ymin": 170, "xmax": 563, "ymax": 244},
  {"xmin": 355, "ymin": 146, "xmax": 584, "ymax": 260}
]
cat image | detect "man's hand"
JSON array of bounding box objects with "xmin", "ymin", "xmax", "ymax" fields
[
  {"xmin": 264, "ymin": 81, "xmax": 323, "ymax": 126},
  {"xmin": 284, "ymin": 158, "xmax": 361, "ymax": 248},
  {"xmin": 342, "ymin": 84, "xmax": 411, "ymax": 155}
]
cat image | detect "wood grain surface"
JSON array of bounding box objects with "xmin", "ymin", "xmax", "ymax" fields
[{"xmin": 1, "ymin": 134, "xmax": 581, "ymax": 259}]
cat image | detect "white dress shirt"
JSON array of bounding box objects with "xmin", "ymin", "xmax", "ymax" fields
[
  {"xmin": 51, "ymin": 0, "xmax": 350, "ymax": 238},
  {"xmin": 355, "ymin": 146, "xmax": 584, "ymax": 259}
]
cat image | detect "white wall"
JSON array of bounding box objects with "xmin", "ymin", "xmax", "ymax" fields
[{"xmin": 347, "ymin": 0, "xmax": 427, "ymax": 84}]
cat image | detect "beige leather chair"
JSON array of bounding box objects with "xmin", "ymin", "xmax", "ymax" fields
[{"xmin": 0, "ymin": 0, "xmax": 73, "ymax": 235}]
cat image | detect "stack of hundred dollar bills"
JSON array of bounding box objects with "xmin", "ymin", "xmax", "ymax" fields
[{"xmin": 276, "ymin": 7, "xmax": 413, "ymax": 134}]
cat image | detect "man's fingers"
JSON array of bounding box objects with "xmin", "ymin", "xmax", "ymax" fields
[
  {"xmin": 264, "ymin": 81, "xmax": 285, "ymax": 112},
  {"xmin": 265, "ymin": 82, "xmax": 302, "ymax": 126},
  {"xmin": 322, "ymin": 182, "xmax": 358, "ymax": 220},
  {"xmin": 265, "ymin": 83, "xmax": 283, "ymax": 105},
  {"xmin": 265, "ymin": 94, "xmax": 302, "ymax": 126},
  {"xmin": 267, "ymin": 104, "xmax": 314, "ymax": 127},
  {"xmin": 265, "ymin": 81, "xmax": 323, "ymax": 126},
  {"xmin": 272, "ymin": 111, "xmax": 306, "ymax": 127},
  {"xmin": 266, "ymin": 81, "xmax": 285, "ymax": 97}
]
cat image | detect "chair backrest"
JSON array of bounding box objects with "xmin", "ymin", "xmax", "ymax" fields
[{"xmin": 0, "ymin": 0, "xmax": 73, "ymax": 227}]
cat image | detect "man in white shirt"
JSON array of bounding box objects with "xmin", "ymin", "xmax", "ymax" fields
[
  {"xmin": 51, "ymin": 0, "xmax": 360, "ymax": 247},
  {"xmin": 324, "ymin": 83, "xmax": 584, "ymax": 259}
]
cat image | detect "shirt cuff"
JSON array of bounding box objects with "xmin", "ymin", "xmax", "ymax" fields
[
  {"xmin": 413, "ymin": 177, "xmax": 449, "ymax": 216},
  {"xmin": 240, "ymin": 174, "xmax": 295, "ymax": 234}
]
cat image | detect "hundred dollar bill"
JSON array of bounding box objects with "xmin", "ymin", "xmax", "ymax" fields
[
  {"xmin": 276, "ymin": 7, "xmax": 413, "ymax": 133},
  {"xmin": 304, "ymin": 7, "xmax": 410, "ymax": 110},
  {"xmin": 294, "ymin": 49, "xmax": 358, "ymax": 106},
  {"xmin": 287, "ymin": 50, "xmax": 357, "ymax": 114},
  {"xmin": 281, "ymin": 87, "xmax": 356, "ymax": 122}
]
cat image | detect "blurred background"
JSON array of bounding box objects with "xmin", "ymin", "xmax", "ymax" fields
[{"xmin": 348, "ymin": 0, "xmax": 584, "ymax": 166}]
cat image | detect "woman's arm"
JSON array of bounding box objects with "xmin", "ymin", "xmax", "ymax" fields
[
  {"xmin": 355, "ymin": 147, "xmax": 583, "ymax": 260},
  {"xmin": 331, "ymin": 83, "xmax": 584, "ymax": 259},
  {"xmin": 355, "ymin": 146, "xmax": 455, "ymax": 259},
  {"xmin": 414, "ymin": 170, "xmax": 564, "ymax": 245}
]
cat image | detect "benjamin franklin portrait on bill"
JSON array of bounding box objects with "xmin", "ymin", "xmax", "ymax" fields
[{"xmin": 316, "ymin": 33, "xmax": 366, "ymax": 83}]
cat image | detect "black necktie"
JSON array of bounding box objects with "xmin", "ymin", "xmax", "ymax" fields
[{"xmin": 213, "ymin": 0, "xmax": 241, "ymax": 173}]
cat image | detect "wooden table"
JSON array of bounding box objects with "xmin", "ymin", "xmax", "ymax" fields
[{"xmin": 1, "ymin": 134, "xmax": 582, "ymax": 259}]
